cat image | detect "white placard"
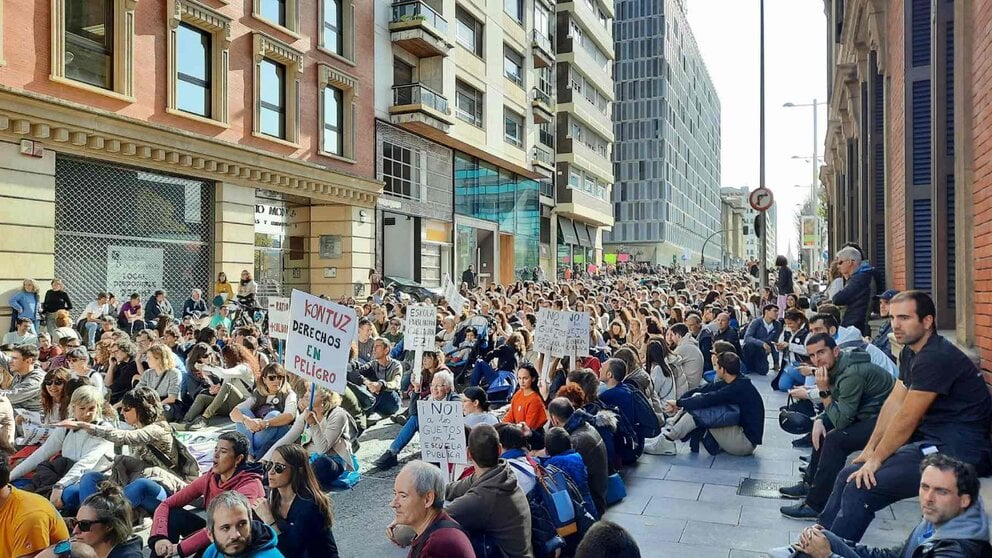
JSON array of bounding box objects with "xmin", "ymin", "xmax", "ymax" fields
[
  {"xmin": 284, "ymin": 290, "xmax": 356, "ymax": 393},
  {"xmin": 534, "ymin": 308, "xmax": 568, "ymax": 357},
  {"xmin": 106, "ymin": 245, "xmax": 163, "ymax": 297},
  {"xmin": 418, "ymin": 399, "xmax": 467, "ymax": 464},
  {"xmin": 406, "ymin": 304, "xmax": 437, "ymax": 351},
  {"xmin": 442, "ymin": 277, "xmax": 467, "ymax": 315},
  {"xmin": 267, "ymin": 297, "xmax": 290, "ymax": 340},
  {"xmin": 565, "ymin": 310, "xmax": 589, "ymax": 356}
]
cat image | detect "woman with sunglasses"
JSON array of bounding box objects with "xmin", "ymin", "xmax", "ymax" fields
[
  {"xmin": 252, "ymin": 444, "xmax": 339, "ymax": 557},
  {"xmin": 231, "ymin": 363, "xmax": 297, "ymax": 459},
  {"xmin": 188, "ymin": 343, "xmax": 259, "ymax": 430},
  {"xmin": 262, "ymin": 384, "xmax": 358, "ymax": 490},
  {"xmin": 73, "ymin": 387, "xmax": 196, "ymax": 515},
  {"xmin": 11, "ymin": 386, "xmax": 113, "ymax": 513},
  {"xmin": 40, "ymin": 368, "xmax": 71, "ymax": 424},
  {"xmin": 66, "ymin": 346, "xmax": 105, "ymax": 394},
  {"xmin": 71, "ymin": 481, "xmax": 142, "ymax": 558}
]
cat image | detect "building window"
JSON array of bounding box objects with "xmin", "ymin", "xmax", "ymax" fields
[
  {"xmin": 382, "ymin": 142, "xmax": 420, "ymax": 200},
  {"xmin": 503, "ymin": 45, "xmax": 523, "ymax": 87},
  {"xmin": 504, "ymin": 0, "xmax": 523, "ymax": 22},
  {"xmin": 455, "ymin": 6, "xmax": 483, "ymax": 57},
  {"xmin": 252, "ymin": 0, "xmax": 299, "ymax": 35},
  {"xmin": 318, "ymin": 64, "xmax": 358, "ymax": 160},
  {"xmin": 167, "ymin": 0, "xmax": 232, "ymax": 125},
  {"xmin": 323, "ymin": 86, "xmax": 343, "ymax": 155},
  {"xmin": 534, "ymin": 2, "xmax": 551, "ymax": 37},
  {"xmin": 51, "ymin": 0, "xmax": 137, "ymax": 100},
  {"xmin": 322, "ymin": 0, "xmax": 342, "ymax": 54},
  {"xmin": 175, "ymin": 24, "xmax": 211, "ymax": 118},
  {"xmin": 504, "ymin": 108, "xmax": 523, "ymax": 147},
  {"xmin": 252, "ymin": 32, "xmax": 303, "ymax": 145},
  {"xmin": 455, "ymin": 79, "xmax": 483, "ymax": 127},
  {"xmin": 259, "ymin": 59, "xmax": 286, "ymax": 139}
]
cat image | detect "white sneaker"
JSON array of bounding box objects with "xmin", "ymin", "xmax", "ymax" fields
[
  {"xmin": 644, "ymin": 434, "xmax": 678, "ymax": 456},
  {"xmin": 767, "ymin": 546, "xmax": 798, "ymax": 558}
]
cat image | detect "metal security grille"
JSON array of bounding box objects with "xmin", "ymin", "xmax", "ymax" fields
[{"xmin": 54, "ymin": 157, "xmax": 214, "ymax": 315}]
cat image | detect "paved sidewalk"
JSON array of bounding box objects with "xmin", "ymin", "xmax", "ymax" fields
[{"xmin": 602, "ymin": 372, "xmax": 920, "ymax": 557}]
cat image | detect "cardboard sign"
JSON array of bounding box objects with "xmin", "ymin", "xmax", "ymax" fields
[
  {"xmin": 565, "ymin": 311, "xmax": 590, "ymax": 355},
  {"xmin": 406, "ymin": 303, "xmax": 437, "ymax": 351},
  {"xmin": 417, "ymin": 399, "xmax": 467, "ymax": 464},
  {"xmin": 442, "ymin": 277, "xmax": 467, "ymax": 315},
  {"xmin": 535, "ymin": 309, "xmax": 589, "ymax": 358},
  {"xmin": 284, "ymin": 290, "xmax": 356, "ymax": 393},
  {"xmin": 106, "ymin": 245, "xmax": 163, "ymax": 298},
  {"xmin": 267, "ymin": 297, "xmax": 290, "ymax": 340}
]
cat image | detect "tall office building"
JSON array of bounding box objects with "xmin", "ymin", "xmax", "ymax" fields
[{"xmin": 606, "ymin": 0, "xmax": 722, "ymax": 266}]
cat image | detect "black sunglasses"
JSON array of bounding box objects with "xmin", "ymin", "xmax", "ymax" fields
[
  {"xmin": 44, "ymin": 378, "xmax": 65, "ymax": 386},
  {"xmin": 265, "ymin": 462, "xmax": 288, "ymax": 474},
  {"xmin": 71, "ymin": 518, "xmax": 108, "ymax": 532},
  {"xmin": 265, "ymin": 374, "xmax": 285, "ymax": 382}
]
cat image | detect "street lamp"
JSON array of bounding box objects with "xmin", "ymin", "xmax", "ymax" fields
[{"xmin": 784, "ymin": 99, "xmax": 827, "ymax": 273}]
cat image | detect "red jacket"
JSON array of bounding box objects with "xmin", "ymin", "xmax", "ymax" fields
[{"xmin": 150, "ymin": 463, "xmax": 265, "ymax": 556}]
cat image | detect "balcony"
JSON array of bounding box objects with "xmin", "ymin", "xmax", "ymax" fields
[
  {"xmin": 389, "ymin": 1, "xmax": 451, "ymax": 58},
  {"xmin": 389, "ymin": 83, "xmax": 454, "ymax": 134},
  {"xmin": 531, "ymin": 30, "xmax": 555, "ymax": 68},
  {"xmin": 532, "ymin": 145, "xmax": 555, "ymax": 173},
  {"xmin": 540, "ymin": 178, "xmax": 555, "ymax": 199},
  {"xmin": 531, "ymin": 88, "xmax": 554, "ymax": 124}
]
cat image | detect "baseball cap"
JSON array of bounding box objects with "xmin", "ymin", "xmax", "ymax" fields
[{"xmin": 874, "ymin": 289, "xmax": 899, "ymax": 301}]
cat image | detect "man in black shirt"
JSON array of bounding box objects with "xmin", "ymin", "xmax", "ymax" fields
[{"xmin": 816, "ymin": 291, "xmax": 992, "ymax": 543}]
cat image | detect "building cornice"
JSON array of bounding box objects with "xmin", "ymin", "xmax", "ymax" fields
[{"xmin": 0, "ymin": 86, "xmax": 382, "ymax": 206}]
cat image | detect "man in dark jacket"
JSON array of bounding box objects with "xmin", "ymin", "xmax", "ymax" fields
[
  {"xmin": 742, "ymin": 304, "xmax": 783, "ymax": 375},
  {"xmin": 779, "ymin": 333, "xmax": 896, "ymax": 520},
  {"xmin": 772, "ymin": 454, "xmax": 992, "ymax": 558},
  {"xmin": 662, "ymin": 352, "xmax": 764, "ymax": 456},
  {"xmin": 871, "ymin": 289, "xmax": 899, "ymax": 361},
  {"xmin": 831, "ymin": 246, "xmax": 876, "ymax": 337},
  {"xmin": 445, "ymin": 424, "xmax": 533, "ymax": 558},
  {"xmin": 549, "ymin": 398, "xmax": 610, "ymax": 517},
  {"xmin": 712, "ymin": 313, "xmax": 742, "ymax": 357}
]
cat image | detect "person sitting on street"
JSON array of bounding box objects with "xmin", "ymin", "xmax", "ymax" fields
[
  {"xmin": 778, "ymin": 333, "xmax": 896, "ymax": 520},
  {"xmin": 469, "ymin": 331, "xmax": 522, "ymax": 388},
  {"xmin": 503, "ymin": 363, "xmax": 548, "ymax": 449},
  {"xmin": 815, "ymin": 291, "xmax": 992, "ymax": 543},
  {"xmin": 208, "ymin": 305, "xmax": 233, "ymax": 332},
  {"xmin": 190, "ymin": 344, "xmax": 259, "ymax": 430},
  {"xmin": 831, "ymin": 246, "xmax": 877, "ymax": 337},
  {"xmin": 231, "ymin": 363, "xmax": 298, "ymax": 460},
  {"xmin": 712, "ymin": 312, "xmax": 743, "ymax": 358},
  {"xmin": 0, "ymin": 450, "xmax": 71, "ymax": 558},
  {"xmin": 808, "ymin": 312, "xmax": 899, "ymax": 378},
  {"xmin": 445, "ymin": 327, "xmax": 477, "ymax": 367},
  {"xmin": 149, "ymin": 432, "xmax": 265, "ymax": 558},
  {"xmin": 104, "ymin": 340, "xmax": 140, "ymax": 407},
  {"xmin": 201, "ymin": 491, "xmax": 280, "ymax": 558},
  {"xmin": 4, "ymin": 317, "xmax": 38, "ymax": 346},
  {"xmin": 144, "ymin": 291, "xmax": 173, "ymax": 331},
  {"xmin": 445, "ymin": 424, "xmax": 533, "ymax": 558},
  {"xmin": 81, "ymin": 293, "xmax": 110, "ymax": 349},
  {"xmin": 772, "ymin": 309, "xmax": 812, "ymax": 392},
  {"xmin": 870, "ymin": 289, "xmax": 900, "ymax": 361},
  {"xmin": 547, "ymin": 397, "xmax": 610, "ymax": 517},
  {"xmin": 3, "ymin": 344, "xmax": 47, "ymax": 413},
  {"xmin": 494, "ymin": 422, "xmax": 537, "ymax": 495},
  {"xmin": 387, "ymin": 460, "xmax": 475, "ymax": 557},
  {"xmin": 349, "ymin": 337, "xmax": 403, "ymax": 420},
  {"xmin": 662, "ymin": 351, "xmax": 764, "ymax": 456},
  {"xmin": 741, "ymin": 303, "xmax": 783, "ymax": 375},
  {"xmin": 181, "ymin": 289, "xmax": 209, "ymax": 321},
  {"xmin": 541, "ymin": 426, "xmax": 599, "ymax": 520},
  {"xmin": 771, "ymin": 454, "xmax": 992, "ymax": 558},
  {"xmin": 135, "ymin": 345, "xmax": 184, "ymax": 422},
  {"xmin": 236, "ymin": 270, "xmax": 258, "ymax": 309},
  {"xmin": 462, "ymin": 386, "xmax": 499, "ymax": 428},
  {"xmin": 66, "ymin": 346, "xmax": 105, "ymax": 394},
  {"xmin": 666, "ymin": 323, "xmax": 705, "ymax": 393},
  {"xmin": 117, "ymin": 294, "xmax": 144, "ymax": 335},
  {"xmin": 70, "ymin": 481, "xmax": 144, "ymax": 558},
  {"xmin": 372, "ymin": 370, "xmax": 459, "ymax": 470}
]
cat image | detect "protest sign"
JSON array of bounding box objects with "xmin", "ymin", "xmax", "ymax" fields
[
  {"xmin": 267, "ymin": 297, "xmax": 290, "ymax": 340},
  {"xmin": 106, "ymin": 245, "xmax": 163, "ymax": 298},
  {"xmin": 442, "ymin": 277, "xmax": 467, "ymax": 315},
  {"xmin": 565, "ymin": 310, "xmax": 589, "ymax": 356},
  {"xmin": 418, "ymin": 399, "xmax": 467, "ymax": 465},
  {"xmin": 534, "ymin": 308, "xmax": 568, "ymax": 357},
  {"xmin": 284, "ymin": 289, "xmax": 356, "ymax": 393},
  {"xmin": 405, "ymin": 304, "xmax": 437, "ymax": 351}
]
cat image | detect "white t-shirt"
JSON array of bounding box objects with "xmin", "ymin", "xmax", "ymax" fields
[{"xmin": 83, "ymin": 302, "xmax": 109, "ymax": 320}]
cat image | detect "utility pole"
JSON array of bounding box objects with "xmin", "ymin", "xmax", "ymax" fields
[
  {"xmin": 811, "ymin": 98, "xmax": 819, "ymax": 274},
  {"xmin": 758, "ymin": 0, "xmax": 768, "ymax": 289}
]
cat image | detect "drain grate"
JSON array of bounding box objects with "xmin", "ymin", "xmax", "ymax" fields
[{"xmin": 737, "ymin": 478, "xmax": 793, "ymax": 499}]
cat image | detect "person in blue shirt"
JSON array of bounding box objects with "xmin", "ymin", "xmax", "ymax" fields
[
  {"xmin": 202, "ymin": 491, "xmax": 282, "ymax": 558},
  {"xmin": 541, "ymin": 427, "xmax": 599, "ymax": 520},
  {"xmin": 8, "ymin": 279, "xmax": 40, "ymax": 334},
  {"xmin": 597, "ymin": 358, "xmax": 640, "ymax": 446}
]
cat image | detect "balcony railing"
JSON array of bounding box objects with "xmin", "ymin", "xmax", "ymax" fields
[
  {"xmin": 533, "ymin": 145, "xmax": 555, "ymax": 167},
  {"xmin": 393, "ymin": 83, "xmax": 449, "ymax": 114},
  {"xmin": 532, "ymin": 87, "xmax": 552, "ymax": 107},
  {"xmin": 391, "ymin": 1, "xmax": 448, "ymax": 35},
  {"xmin": 540, "ymin": 179, "xmax": 555, "ymax": 198},
  {"xmin": 532, "ymin": 30, "xmax": 553, "ymax": 55}
]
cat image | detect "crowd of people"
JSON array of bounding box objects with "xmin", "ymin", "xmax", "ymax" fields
[{"xmin": 1, "ymin": 241, "xmax": 991, "ymax": 558}]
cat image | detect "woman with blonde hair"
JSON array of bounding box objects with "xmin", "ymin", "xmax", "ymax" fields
[
  {"xmin": 231, "ymin": 363, "xmax": 298, "ymax": 459},
  {"xmin": 9, "ymin": 278, "xmax": 40, "ymax": 333},
  {"xmin": 135, "ymin": 344, "xmax": 183, "ymax": 421},
  {"xmin": 13, "ymin": 385, "xmax": 113, "ymax": 513},
  {"xmin": 263, "ymin": 384, "xmax": 359, "ymax": 490},
  {"xmin": 53, "ymin": 308, "xmax": 80, "ymax": 344}
]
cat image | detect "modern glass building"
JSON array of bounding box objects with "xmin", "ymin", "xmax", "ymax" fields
[{"xmin": 606, "ymin": 0, "xmax": 722, "ymax": 266}]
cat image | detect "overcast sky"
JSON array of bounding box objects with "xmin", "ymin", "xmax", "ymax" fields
[{"xmin": 686, "ymin": 0, "xmax": 828, "ymax": 261}]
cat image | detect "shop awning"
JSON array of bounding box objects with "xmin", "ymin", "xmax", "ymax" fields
[
  {"xmin": 576, "ymin": 224, "xmax": 597, "ymax": 248},
  {"xmin": 558, "ymin": 217, "xmax": 579, "ymax": 245}
]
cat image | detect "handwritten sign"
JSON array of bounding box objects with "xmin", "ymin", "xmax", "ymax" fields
[
  {"xmin": 535, "ymin": 309, "xmax": 589, "ymax": 358},
  {"xmin": 418, "ymin": 400, "xmax": 467, "ymax": 464},
  {"xmin": 107, "ymin": 245, "xmax": 163, "ymax": 298},
  {"xmin": 267, "ymin": 297, "xmax": 290, "ymax": 340},
  {"xmin": 565, "ymin": 311, "xmax": 589, "ymax": 356},
  {"xmin": 442, "ymin": 277, "xmax": 466, "ymax": 315},
  {"xmin": 406, "ymin": 304, "xmax": 437, "ymax": 351},
  {"xmin": 285, "ymin": 289, "xmax": 356, "ymax": 393}
]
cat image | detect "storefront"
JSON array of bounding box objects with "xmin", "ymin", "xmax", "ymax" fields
[
  {"xmin": 555, "ymin": 216, "xmax": 596, "ymax": 275},
  {"xmin": 253, "ymin": 190, "xmax": 311, "ymax": 308},
  {"xmin": 454, "ymin": 153, "xmax": 540, "ymax": 285}
]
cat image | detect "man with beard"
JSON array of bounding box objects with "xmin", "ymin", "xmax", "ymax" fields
[{"xmin": 203, "ymin": 491, "xmax": 280, "ymax": 558}]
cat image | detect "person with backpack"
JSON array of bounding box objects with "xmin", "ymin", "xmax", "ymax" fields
[
  {"xmin": 547, "ymin": 398, "xmax": 610, "ymax": 517},
  {"xmin": 387, "ymin": 460, "xmax": 475, "ymax": 558},
  {"xmin": 445, "ymin": 424, "xmax": 533, "ymax": 558},
  {"xmin": 598, "ymin": 358, "xmax": 661, "ymax": 459},
  {"xmin": 541, "ymin": 427, "xmax": 599, "ymax": 521},
  {"xmin": 661, "ymin": 352, "xmax": 764, "ymax": 456}
]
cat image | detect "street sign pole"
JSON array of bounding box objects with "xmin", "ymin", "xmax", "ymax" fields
[{"xmin": 758, "ymin": 0, "xmax": 767, "ymax": 289}]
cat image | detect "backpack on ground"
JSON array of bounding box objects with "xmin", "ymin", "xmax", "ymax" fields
[{"xmin": 623, "ymin": 381, "xmax": 662, "ymax": 439}]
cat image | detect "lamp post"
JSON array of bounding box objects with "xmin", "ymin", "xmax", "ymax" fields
[
  {"xmin": 700, "ymin": 228, "xmax": 743, "ymax": 269},
  {"xmin": 783, "ymin": 99, "xmax": 827, "ymax": 274},
  {"xmin": 758, "ymin": 0, "xmax": 767, "ymax": 288}
]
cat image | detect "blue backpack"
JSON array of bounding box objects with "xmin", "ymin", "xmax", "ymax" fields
[{"xmin": 508, "ymin": 459, "xmax": 595, "ymax": 558}]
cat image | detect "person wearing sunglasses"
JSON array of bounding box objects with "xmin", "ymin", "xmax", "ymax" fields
[
  {"xmin": 252, "ymin": 444, "xmax": 339, "ymax": 557},
  {"xmin": 10, "ymin": 386, "xmax": 113, "ymax": 514},
  {"xmin": 231, "ymin": 363, "xmax": 297, "ymax": 460},
  {"xmin": 70, "ymin": 481, "xmax": 142, "ymax": 558},
  {"xmin": 40, "ymin": 368, "xmax": 72, "ymax": 424},
  {"xmin": 66, "ymin": 346, "xmax": 105, "ymax": 394}
]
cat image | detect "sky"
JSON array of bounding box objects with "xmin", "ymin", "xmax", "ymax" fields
[{"xmin": 685, "ymin": 0, "xmax": 828, "ymax": 261}]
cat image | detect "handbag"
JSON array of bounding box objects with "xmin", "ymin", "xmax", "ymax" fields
[
  {"xmin": 778, "ymin": 395, "xmax": 814, "ymax": 435},
  {"xmin": 689, "ymin": 404, "xmax": 741, "ymax": 429}
]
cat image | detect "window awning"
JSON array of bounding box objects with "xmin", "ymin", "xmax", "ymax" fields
[
  {"xmin": 557, "ymin": 217, "xmax": 579, "ymax": 245},
  {"xmin": 574, "ymin": 222, "xmax": 592, "ymax": 247}
]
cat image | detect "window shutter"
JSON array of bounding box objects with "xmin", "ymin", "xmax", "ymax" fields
[{"xmin": 912, "ymin": 199, "xmax": 932, "ymax": 292}]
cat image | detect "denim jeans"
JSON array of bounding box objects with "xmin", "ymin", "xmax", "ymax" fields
[
  {"xmin": 80, "ymin": 472, "xmax": 168, "ymax": 514},
  {"xmin": 61, "ymin": 482, "xmax": 81, "ymax": 512},
  {"xmin": 389, "ymin": 414, "xmax": 420, "ymax": 455},
  {"xmin": 793, "ymin": 529, "xmax": 866, "ymax": 558},
  {"xmin": 355, "ymin": 387, "xmax": 400, "ymax": 417},
  {"xmin": 776, "ymin": 365, "xmax": 807, "ymax": 392},
  {"xmin": 84, "ymin": 321, "xmax": 99, "ymax": 347},
  {"xmin": 236, "ymin": 409, "xmax": 292, "ymax": 459},
  {"xmin": 469, "ymin": 361, "xmax": 499, "ymax": 387}
]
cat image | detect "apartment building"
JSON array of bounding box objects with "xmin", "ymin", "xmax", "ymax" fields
[
  {"xmin": 374, "ymin": 0, "xmax": 548, "ymax": 287},
  {"xmin": 0, "ymin": 0, "xmax": 381, "ymax": 312}
]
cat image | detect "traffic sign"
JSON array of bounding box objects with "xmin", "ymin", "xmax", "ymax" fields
[{"xmin": 748, "ymin": 187, "xmax": 774, "ymax": 212}]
